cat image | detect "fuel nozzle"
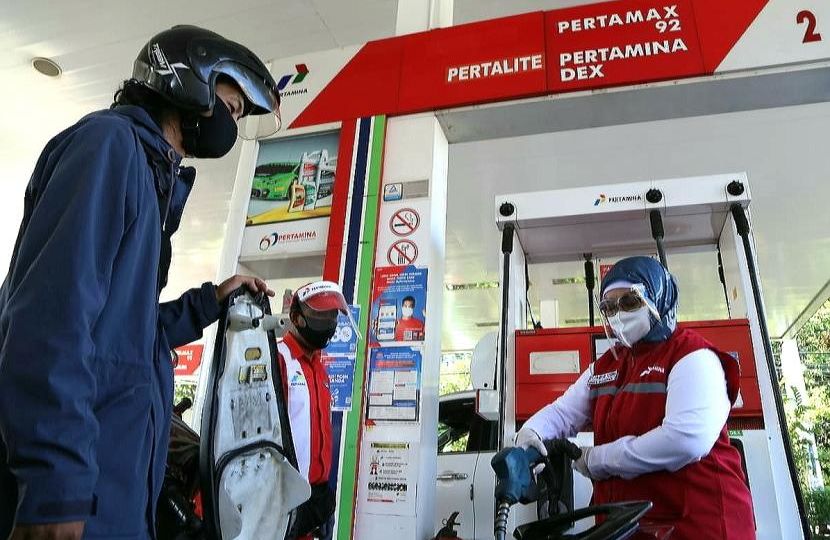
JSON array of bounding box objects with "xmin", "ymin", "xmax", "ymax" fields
[{"xmin": 491, "ymin": 446, "xmax": 544, "ymax": 540}]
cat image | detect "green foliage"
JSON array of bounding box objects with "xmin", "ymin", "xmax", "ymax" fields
[
  {"xmin": 440, "ymin": 351, "xmax": 473, "ymax": 396},
  {"xmin": 787, "ymin": 298, "xmax": 830, "ymax": 531},
  {"xmin": 174, "ymin": 381, "xmax": 197, "ymax": 405},
  {"xmin": 807, "ymin": 487, "xmax": 830, "ymax": 534}
]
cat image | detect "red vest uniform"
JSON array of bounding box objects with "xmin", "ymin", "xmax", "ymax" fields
[{"xmin": 589, "ymin": 328, "xmax": 755, "ymax": 539}]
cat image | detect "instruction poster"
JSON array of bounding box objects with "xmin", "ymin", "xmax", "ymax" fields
[
  {"xmin": 323, "ymin": 306, "xmax": 360, "ymax": 411},
  {"xmin": 360, "ymin": 441, "xmax": 418, "ymax": 516},
  {"xmin": 366, "ymin": 347, "xmax": 422, "ymax": 421},
  {"xmin": 369, "ymin": 266, "xmax": 427, "ymax": 346},
  {"xmin": 247, "ymin": 130, "xmax": 339, "ymax": 226}
]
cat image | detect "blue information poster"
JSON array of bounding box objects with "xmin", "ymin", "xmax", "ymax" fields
[
  {"xmin": 366, "ymin": 347, "xmax": 422, "ymax": 422},
  {"xmin": 322, "ymin": 306, "xmax": 361, "ymax": 411}
]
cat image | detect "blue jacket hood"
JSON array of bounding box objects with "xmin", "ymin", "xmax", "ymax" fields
[
  {"xmin": 601, "ymin": 256, "xmax": 678, "ymax": 342},
  {"xmin": 109, "ymin": 105, "xmax": 182, "ymax": 166}
]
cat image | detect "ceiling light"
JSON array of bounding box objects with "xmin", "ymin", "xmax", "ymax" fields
[
  {"xmin": 551, "ymin": 277, "xmax": 586, "ymax": 285},
  {"xmin": 32, "ymin": 57, "xmax": 62, "ymax": 78},
  {"xmin": 444, "ymin": 281, "xmax": 500, "ymax": 291}
]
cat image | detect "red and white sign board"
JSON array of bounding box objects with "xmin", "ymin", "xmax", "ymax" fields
[
  {"xmin": 376, "ymin": 199, "xmax": 431, "ymax": 268},
  {"xmin": 175, "ymin": 344, "xmax": 203, "ymax": 377},
  {"xmin": 267, "ymin": 47, "xmax": 361, "ymax": 130},
  {"xmin": 398, "ymin": 12, "xmax": 547, "ymax": 113},
  {"xmin": 240, "ymin": 218, "xmax": 330, "ymax": 260},
  {"xmin": 713, "ymin": 0, "xmax": 830, "ymax": 72},
  {"xmin": 286, "ymin": 0, "xmax": 830, "ymax": 129},
  {"xmin": 546, "ymin": 0, "xmax": 705, "ymax": 91}
]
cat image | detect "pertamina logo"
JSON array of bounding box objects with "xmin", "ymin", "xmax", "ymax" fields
[
  {"xmin": 594, "ymin": 193, "xmax": 643, "ymax": 206},
  {"xmin": 640, "ymin": 365, "xmax": 666, "ymax": 378},
  {"xmin": 277, "ymin": 64, "xmax": 309, "ymax": 97},
  {"xmin": 259, "ymin": 230, "xmax": 318, "ymax": 251},
  {"xmin": 290, "ymin": 370, "xmax": 307, "ymax": 387}
]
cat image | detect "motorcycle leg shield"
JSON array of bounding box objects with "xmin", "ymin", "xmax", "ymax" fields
[{"xmin": 200, "ymin": 290, "xmax": 310, "ymax": 539}]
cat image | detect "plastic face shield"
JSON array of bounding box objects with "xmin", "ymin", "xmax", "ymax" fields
[{"xmin": 296, "ymin": 285, "xmax": 361, "ymax": 340}]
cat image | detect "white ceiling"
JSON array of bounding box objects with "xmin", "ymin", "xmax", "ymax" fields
[
  {"xmin": 443, "ymin": 101, "xmax": 830, "ymax": 350},
  {"xmin": 0, "ymin": 0, "xmax": 398, "ymax": 296},
  {"xmin": 3, "ymin": 1, "xmax": 829, "ymax": 355},
  {"xmin": 0, "ymin": 0, "xmax": 581, "ymax": 298}
]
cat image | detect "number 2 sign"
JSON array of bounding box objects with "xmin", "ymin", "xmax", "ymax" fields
[{"xmin": 798, "ymin": 10, "xmax": 822, "ymax": 43}]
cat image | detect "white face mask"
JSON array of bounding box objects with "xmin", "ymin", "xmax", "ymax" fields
[
  {"xmin": 401, "ymin": 306, "xmax": 414, "ymax": 318},
  {"xmin": 608, "ymin": 306, "xmax": 652, "ymax": 348}
]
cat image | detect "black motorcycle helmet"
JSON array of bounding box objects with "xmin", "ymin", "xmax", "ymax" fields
[{"xmin": 132, "ymin": 25, "xmax": 279, "ymax": 118}]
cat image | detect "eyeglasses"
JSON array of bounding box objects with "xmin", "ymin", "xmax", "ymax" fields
[{"xmin": 598, "ymin": 291, "xmax": 647, "ymax": 317}]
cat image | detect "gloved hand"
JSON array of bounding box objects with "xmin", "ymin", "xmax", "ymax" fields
[
  {"xmin": 546, "ymin": 438, "xmax": 582, "ymax": 461},
  {"xmin": 515, "ymin": 427, "xmax": 547, "ymax": 457},
  {"xmin": 572, "ymin": 446, "xmax": 595, "ymax": 479},
  {"xmin": 515, "ymin": 428, "xmax": 547, "ymax": 475}
]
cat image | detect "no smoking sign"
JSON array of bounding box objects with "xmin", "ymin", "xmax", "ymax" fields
[{"xmin": 390, "ymin": 208, "xmax": 420, "ymax": 237}]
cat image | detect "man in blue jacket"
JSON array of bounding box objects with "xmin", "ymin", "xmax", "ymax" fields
[{"xmin": 0, "ymin": 26, "xmax": 281, "ymax": 540}]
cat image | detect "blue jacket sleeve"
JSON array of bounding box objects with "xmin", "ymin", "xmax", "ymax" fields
[
  {"xmin": 0, "ymin": 120, "xmax": 137, "ymax": 524},
  {"xmin": 159, "ymin": 283, "xmax": 221, "ymax": 348}
]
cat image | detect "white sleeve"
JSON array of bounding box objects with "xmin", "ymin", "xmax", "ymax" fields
[
  {"xmin": 587, "ymin": 349, "xmax": 730, "ymax": 480},
  {"xmin": 521, "ymin": 365, "xmax": 594, "ymax": 440}
]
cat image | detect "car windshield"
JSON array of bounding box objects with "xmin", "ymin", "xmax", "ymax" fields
[{"xmin": 255, "ymin": 162, "xmax": 298, "ymax": 176}]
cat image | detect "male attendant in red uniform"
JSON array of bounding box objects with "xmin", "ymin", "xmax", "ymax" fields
[
  {"xmin": 394, "ymin": 295, "xmax": 425, "ymax": 341},
  {"xmin": 276, "ymin": 281, "xmax": 357, "ymax": 540}
]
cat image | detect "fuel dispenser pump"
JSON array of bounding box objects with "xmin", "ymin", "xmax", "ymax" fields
[{"xmin": 477, "ymin": 173, "xmax": 808, "ymax": 539}]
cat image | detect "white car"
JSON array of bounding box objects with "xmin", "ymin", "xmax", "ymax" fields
[
  {"xmin": 436, "ymin": 392, "xmax": 595, "ymax": 539},
  {"xmin": 436, "ymin": 391, "xmax": 499, "ymax": 539}
]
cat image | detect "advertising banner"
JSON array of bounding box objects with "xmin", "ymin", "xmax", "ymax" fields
[
  {"xmin": 174, "ymin": 344, "xmax": 203, "ymax": 378},
  {"xmin": 246, "ymin": 131, "xmax": 340, "ymax": 226},
  {"xmin": 369, "ymin": 266, "xmax": 427, "ymax": 346}
]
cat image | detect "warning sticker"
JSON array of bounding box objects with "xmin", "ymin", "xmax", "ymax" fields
[
  {"xmin": 390, "ymin": 208, "xmax": 420, "ymax": 237},
  {"xmin": 387, "ymin": 240, "xmax": 418, "ymax": 266}
]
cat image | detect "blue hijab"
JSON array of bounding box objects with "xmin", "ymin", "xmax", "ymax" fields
[{"xmin": 600, "ymin": 256, "xmax": 678, "ymax": 342}]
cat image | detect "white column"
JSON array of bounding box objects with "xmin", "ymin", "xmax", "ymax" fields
[{"xmin": 353, "ymin": 113, "xmax": 448, "ymax": 540}]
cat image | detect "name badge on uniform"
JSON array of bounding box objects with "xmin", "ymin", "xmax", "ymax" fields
[{"xmin": 588, "ymin": 370, "xmax": 618, "ymax": 386}]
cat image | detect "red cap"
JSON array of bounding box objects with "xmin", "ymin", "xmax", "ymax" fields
[{"xmin": 295, "ymin": 281, "xmax": 349, "ymax": 314}]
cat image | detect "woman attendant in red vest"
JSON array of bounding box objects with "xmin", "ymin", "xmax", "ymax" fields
[{"xmin": 516, "ymin": 256, "xmax": 755, "ymax": 539}]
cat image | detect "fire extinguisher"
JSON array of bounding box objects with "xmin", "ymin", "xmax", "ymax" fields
[{"xmin": 433, "ymin": 511, "xmax": 462, "ymax": 540}]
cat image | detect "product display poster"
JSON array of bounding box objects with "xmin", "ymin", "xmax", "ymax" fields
[
  {"xmin": 321, "ymin": 306, "xmax": 361, "ymax": 411},
  {"xmin": 361, "ymin": 441, "xmax": 418, "ymax": 516},
  {"xmin": 247, "ymin": 130, "xmax": 339, "ymax": 226},
  {"xmin": 366, "ymin": 347, "xmax": 422, "ymax": 422},
  {"xmin": 369, "ymin": 266, "xmax": 427, "ymax": 347}
]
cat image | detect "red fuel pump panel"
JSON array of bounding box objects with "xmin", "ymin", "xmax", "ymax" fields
[{"xmin": 515, "ymin": 319, "xmax": 762, "ymax": 425}]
